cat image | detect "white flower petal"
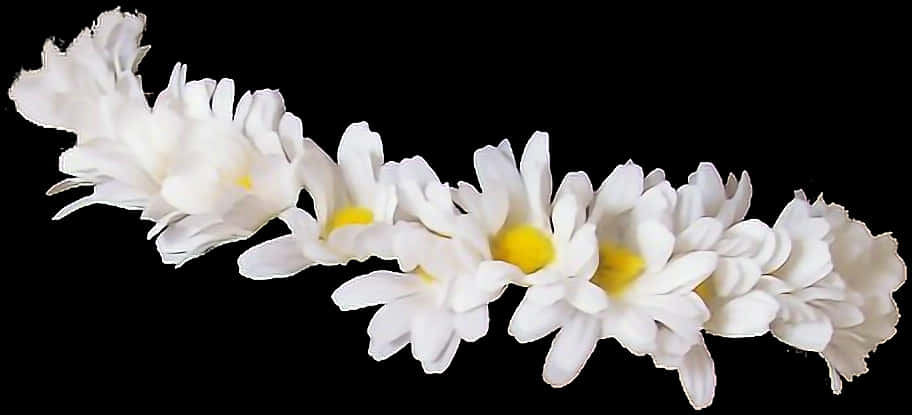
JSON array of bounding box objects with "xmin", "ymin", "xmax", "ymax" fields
[
  {"xmin": 704, "ymin": 290, "xmax": 779, "ymax": 337},
  {"xmin": 46, "ymin": 177, "xmax": 92, "ymax": 196},
  {"xmin": 527, "ymin": 283, "xmax": 568, "ymax": 306},
  {"xmin": 550, "ymin": 192, "xmax": 579, "ymax": 244},
  {"xmin": 812, "ymin": 300, "xmax": 864, "ymax": 328},
  {"xmin": 601, "ymin": 307, "xmax": 657, "ymax": 356},
  {"xmin": 367, "ymin": 334, "xmax": 409, "ymax": 361},
  {"xmin": 297, "ymin": 138, "xmax": 346, "ymax": 226},
  {"xmin": 562, "ymin": 223, "xmax": 599, "ymax": 278},
  {"xmin": 591, "ymin": 162, "xmax": 644, "ymax": 224},
  {"xmin": 476, "ymin": 260, "xmax": 523, "ymax": 292},
  {"xmin": 331, "ymin": 271, "xmax": 422, "ymax": 311},
  {"xmin": 454, "ymin": 306, "xmax": 489, "ymax": 342},
  {"xmin": 636, "ymin": 292, "xmax": 709, "ymax": 336},
  {"xmin": 421, "ymin": 334, "xmax": 460, "ymax": 374},
  {"xmin": 519, "ymin": 131, "xmax": 552, "ymax": 231},
  {"xmin": 277, "ymin": 112, "xmax": 306, "ymax": 162},
  {"xmin": 337, "ymin": 122, "xmax": 384, "ymax": 208},
  {"xmin": 553, "ymin": 171, "xmax": 594, "ymax": 230},
  {"xmin": 710, "ymin": 257, "xmax": 762, "ymax": 299},
  {"xmin": 567, "ymin": 280, "xmax": 609, "ymax": 314},
  {"xmin": 367, "ymin": 297, "xmax": 420, "ymax": 343},
  {"xmin": 771, "ymin": 312, "xmax": 834, "ymax": 352},
  {"xmin": 508, "ymin": 297, "xmax": 574, "ymax": 343},
  {"xmin": 411, "ymin": 310, "xmax": 454, "ymax": 362},
  {"xmin": 674, "ymin": 184, "xmax": 705, "ymax": 233},
  {"xmin": 764, "ymin": 228, "xmax": 793, "ymax": 274},
  {"xmin": 237, "ymin": 235, "xmax": 312, "ymax": 280},
  {"xmin": 631, "ymin": 181, "xmax": 676, "ymax": 227},
  {"xmin": 687, "ymin": 162, "xmax": 725, "ymax": 216},
  {"xmin": 776, "ymin": 238, "xmax": 833, "ymax": 289},
  {"xmin": 675, "ymin": 217, "xmax": 723, "ymax": 253},
  {"xmin": 644, "ymin": 168, "xmax": 666, "ymax": 189},
  {"xmin": 210, "ymin": 78, "xmax": 235, "ymax": 121},
  {"xmin": 542, "ymin": 312, "xmax": 600, "ymax": 387},
  {"xmin": 677, "ymin": 339, "xmax": 716, "ymax": 410},
  {"xmin": 715, "ymin": 171, "xmax": 751, "ymax": 228},
  {"xmin": 473, "ymin": 141, "xmax": 528, "ymax": 225},
  {"xmin": 756, "ymin": 275, "xmax": 790, "ymax": 295},
  {"xmin": 630, "ymin": 251, "xmax": 718, "ymax": 296},
  {"xmin": 634, "ymin": 220, "xmax": 675, "ymax": 273}
]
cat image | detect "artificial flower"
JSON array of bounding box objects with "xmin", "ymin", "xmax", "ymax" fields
[
  {"xmin": 12, "ymin": 9, "xmax": 308, "ymax": 266},
  {"xmin": 11, "ymin": 10, "xmax": 165, "ymax": 219},
  {"xmin": 758, "ymin": 191, "xmax": 904, "ymax": 393},
  {"xmin": 237, "ymin": 122, "xmax": 397, "ymax": 279},
  {"xmin": 679, "ymin": 163, "xmax": 783, "ymax": 337},
  {"xmin": 507, "ymin": 161, "xmax": 718, "ymax": 409},
  {"xmin": 448, "ymin": 132, "xmax": 599, "ymax": 299},
  {"xmin": 331, "ymin": 224, "xmax": 489, "ymax": 373}
]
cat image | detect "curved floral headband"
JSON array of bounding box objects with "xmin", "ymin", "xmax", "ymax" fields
[{"xmin": 10, "ymin": 9, "xmax": 905, "ymax": 410}]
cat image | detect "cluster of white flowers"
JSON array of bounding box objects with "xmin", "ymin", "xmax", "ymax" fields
[{"xmin": 11, "ymin": 10, "xmax": 905, "ymax": 409}]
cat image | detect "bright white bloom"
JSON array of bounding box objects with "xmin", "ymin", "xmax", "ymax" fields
[
  {"xmin": 676, "ymin": 163, "xmax": 783, "ymax": 337},
  {"xmin": 448, "ymin": 132, "xmax": 599, "ymax": 301},
  {"xmin": 758, "ymin": 191, "xmax": 904, "ymax": 393},
  {"xmin": 150, "ymin": 69, "xmax": 306, "ymax": 265},
  {"xmin": 11, "ymin": 11, "xmax": 162, "ymax": 218},
  {"xmin": 377, "ymin": 155, "xmax": 510, "ymax": 311},
  {"xmin": 331, "ymin": 224, "xmax": 489, "ymax": 373},
  {"xmin": 237, "ymin": 122, "xmax": 397, "ymax": 279},
  {"xmin": 507, "ymin": 161, "xmax": 718, "ymax": 409},
  {"xmin": 11, "ymin": 10, "xmax": 308, "ymax": 266}
]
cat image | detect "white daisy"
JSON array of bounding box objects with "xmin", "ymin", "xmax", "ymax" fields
[
  {"xmin": 237, "ymin": 122, "xmax": 397, "ymax": 279},
  {"xmin": 330, "ymin": 224, "xmax": 489, "ymax": 373},
  {"xmin": 150, "ymin": 68, "xmax": 306, "ymax": 265},
  {"xmin": 12, "ymin": 9, "xmax": 308, "ymax": 266},
  {"xmin": 507, "ymin": 161, "xmax": 718, "ymax": 409},
  {"xmin": 447, "ymin": 132, "xmax": 600, "ymax": 300},
  {"xmin": 11, "ymin": 10, "xmax": 165, "ymax": 219},
  {"xmin": 758, "ymin": 191, "xmax": 904, "ymax": 393},
  {"xmin": 677, "ymin": 163, "xmax": 783, "ymax": 337}
]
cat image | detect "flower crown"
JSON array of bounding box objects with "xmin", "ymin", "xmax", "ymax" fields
[{"xmin": 10, "ymin": 9, "xmax": 905, "ymax": 410}]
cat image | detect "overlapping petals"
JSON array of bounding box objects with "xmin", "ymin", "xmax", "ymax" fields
[
  {"xmin": 237, "ymin": 122, "xmax": 397, "ymax": 278},
  {"xmin": 12, "ymin": 9, "xmax": 308, "ymax": 266},
  {"xmin": 13, "ymin": 9, "xmax": 906, "ymax": 411}
]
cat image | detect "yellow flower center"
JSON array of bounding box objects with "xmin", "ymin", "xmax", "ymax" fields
[
  {"xmin": 694, "ymin": 279, "xmax": 713, "ymax": 302},
  {"xmin": 235, "ymin": 174, "xmax": 253, "ymax": 190},
  {"xmin": 491, "ymin": 224, "xmax": 555, "ymax": 274},
  {"xmin": 592, "ymin": 242, "xmax": 645, "ymax": 297},
  {"xmin": 325, "ymin": 206, "xmax": 374, "ymax": 236},
  {"xmin": 415, "ymin": 267, "xmax": 436, "ymax": 284}
]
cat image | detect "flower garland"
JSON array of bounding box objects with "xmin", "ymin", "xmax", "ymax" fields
[{"xmin": 10, "ymin": 9, "xmax": 905, "ymax": 410}]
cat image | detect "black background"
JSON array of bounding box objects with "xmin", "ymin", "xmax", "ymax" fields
[{"xmin": 4, "ymin": 2, "xmax": 907, "ymax": 412}]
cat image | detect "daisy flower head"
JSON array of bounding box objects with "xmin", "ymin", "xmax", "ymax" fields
[
  {"xmin": 757, "ymin": 191, "xmax": 904, "ymax": 393},
  {"xmin": 330, "ymin": 223, "xmax": 490, "ymax": 374},
  {"xmin": 450, "ymin": 132, "xmax": 600, "ymax": 293},
  {"xmin": 150, "ymin": 69, "xmax": 307, "ymax": 265},
  {"xmin": 508, "ymin": 160, "xmax": 719, "ymax": 409},
  {"xmin": 11, "ymin": 10, "xmax": 164, "ymax": 219},
  {"xmin": 237, "ymin": 122, "xmax": 398, "ymax": 279},
  {"xmin": 676, "ymin": 163, "xmax": 784, "ymax": 338},
  {"xmin": 12, "ymin": 9, "xmax": 309, "ymax": 266}
]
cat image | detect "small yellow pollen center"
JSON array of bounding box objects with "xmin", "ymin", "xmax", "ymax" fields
[
  {"xmin": 325, "ymin": 206, "xmax": 374, "ymax": 236},
  {"xmin": 694, "ymin": 279, "xmax": 714, "ymax": 303},
  {"xmin": 235, "ymin": 174, "xmax": 253, "ymax": 190},
  {"xmin": 491, "ymin": 224, "xmax": 555, "ymax": 274},
  {"xmin": 415, "ymin": 267, "xmax": 436, "ymax": 284},
  {"xmin": 592, "ymin": 242, "xmax": 646, "ymax": 297}
]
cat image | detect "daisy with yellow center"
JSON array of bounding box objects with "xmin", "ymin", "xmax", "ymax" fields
[
  {"xmin": 507, "ymin": 161, "xmax": 719, "ymax": 410},
  {"xmin": 238, "ymin": 122, "xmax": 398, "ymax": 280},
  {"xmin": 331, "ymin": 227, "xmax": 491, "ymax": 373}
]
